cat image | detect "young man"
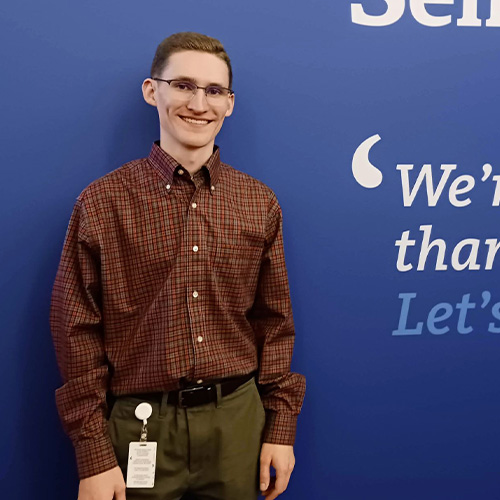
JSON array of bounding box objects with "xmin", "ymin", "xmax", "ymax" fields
[{"xmin": 50, "ymin": 32, "xmax": 305, "ymax": 500}]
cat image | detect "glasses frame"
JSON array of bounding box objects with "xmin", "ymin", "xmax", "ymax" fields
[{"xmin": 151, "ymin": 78, "xmax": 234, "ymax": 99}]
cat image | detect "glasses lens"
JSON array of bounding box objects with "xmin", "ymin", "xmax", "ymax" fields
[
  {"xmin": 205, "ymin": 86, "xmax": 228, "ymax": 99},
  {"xmin": 170, "ymin": 80, "xmax": 197, "ymax": 96}
]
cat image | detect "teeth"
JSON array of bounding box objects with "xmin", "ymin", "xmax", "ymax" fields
[{"xmin": 181, "ymin": 117, "xmax": 209, "ymax": 125}]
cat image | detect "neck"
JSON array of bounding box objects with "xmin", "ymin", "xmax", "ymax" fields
[{"xmin": 160, "ymin": 136, "xmax": 214, "ymax": 176}]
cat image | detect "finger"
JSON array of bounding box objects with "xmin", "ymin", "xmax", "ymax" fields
[
  {"xmin": 276, "ymin": 470, "xmax": 290, "ymax": 493},
  {"xmin": 115, "ymin": 485, "xmax": 127, "ymax": 500},
  {"xmin": 264, "ymin": 484, "xmax": 280, "ymax": 500},
  {"xmin": 260, "ymin": 454, "xmax": 271, "ymax": 492},
  {"xmin": 262, "ymin": 476, "xmax": 276, "ymax": 497},
  {"xmin": 267, "ymin": 468, "xmax": 290, "ymax": 500}
]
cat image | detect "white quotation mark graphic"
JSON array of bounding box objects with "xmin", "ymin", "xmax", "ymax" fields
[
  {"xmin": 352, "ymin": 134, "xmax": 383, "ymax": 188},
  {"xmin": 482, "ymin": 163, "xmax": 492, "ymax": 181}
]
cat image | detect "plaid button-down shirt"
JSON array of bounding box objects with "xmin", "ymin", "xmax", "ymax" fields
[{"xmin": 50, "ymin": 141, "xmax": 306, "ymax": 479}]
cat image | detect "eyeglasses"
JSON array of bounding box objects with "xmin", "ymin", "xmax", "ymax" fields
[{"xmin": 152, "ymin": 78, "xmax": 234, "ymax": 101}]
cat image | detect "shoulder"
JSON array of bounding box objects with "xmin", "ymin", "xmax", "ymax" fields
[
  {"xmin": 220, "ymin": 162, "xmax": 278, "ymax": 206},
  {"xmin": 76, "ymin": 157, "xmax": 149, "ymax": 206}
]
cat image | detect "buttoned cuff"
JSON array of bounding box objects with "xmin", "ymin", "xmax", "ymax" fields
[
  {"xmin": 262, "ymin": 411, "xmax": 297, "ymax": 446},
  {"xmin": 75, "ymin": 434, "xmax": 118, "ymax": 479}
]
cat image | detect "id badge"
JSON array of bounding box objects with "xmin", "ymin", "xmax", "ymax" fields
[{"xmin": 126, "ymin": 441, "xmax": 157, "ymax": 488}]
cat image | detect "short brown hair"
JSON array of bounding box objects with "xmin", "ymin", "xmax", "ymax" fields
[{"xmin": 150, "ymin": 32, "xmax": 233, "ymax": 87}]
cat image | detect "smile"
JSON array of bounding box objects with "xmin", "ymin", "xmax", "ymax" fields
[{"xmin": 180, "ymin": 116, "xmax": 211, "ymax": 125}]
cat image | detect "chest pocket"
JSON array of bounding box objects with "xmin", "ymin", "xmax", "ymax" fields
[{"xmin": 214, "ymin": 243, "xmax": 263, "ymax": 308}]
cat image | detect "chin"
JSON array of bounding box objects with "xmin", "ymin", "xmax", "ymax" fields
[{"xmin": 180, "ymin": 135, "xmax": 214, "ymax": 149}]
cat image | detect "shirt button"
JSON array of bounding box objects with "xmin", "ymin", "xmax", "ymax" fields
[
  {"xmin": 192, "ymin": 291, "xmax": 199, "ymax": 298},
  {"xmin": 192, "ymin": 245, "xmax": 199, "ymax": 252},
  {"xmin": 191, "ymin": 202, "xmax": 197, "ymax": 209},
  {"xmin": 178, "ymin": 169, "xmax": 184, "ymax": 175},
  {"xmin": 197, "ymin": 336, "xmax": 203, "ymax": 343},
  {"xmin": 166, "ymin": 184, "xmax": 171, "ymax": 190},
  {"xmin": 197, "ymin": 379, "xmax": 203, "ymax": 384},
  {"xmin": 210, "ymin": 185, "xmax": 215, "ymax": 191}
]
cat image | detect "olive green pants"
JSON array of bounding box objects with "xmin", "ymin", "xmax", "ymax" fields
[{"xmin": 108, "ymin": 377, "xmax": 265, "ymax": 500}]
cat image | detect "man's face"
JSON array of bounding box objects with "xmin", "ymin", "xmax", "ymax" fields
[{"xmin": 147, "ymin": 51, "xmax": 234, "ymax": 152}]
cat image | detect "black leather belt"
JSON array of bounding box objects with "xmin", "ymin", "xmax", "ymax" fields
[{"xmin": 121, "ymin": 373, "xmax": 255, "ymax": 409}]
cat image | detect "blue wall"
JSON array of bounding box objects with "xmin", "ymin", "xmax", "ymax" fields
[{"xmin": 1, "ymin": 1, "xmax": 499, "ymax": 498}]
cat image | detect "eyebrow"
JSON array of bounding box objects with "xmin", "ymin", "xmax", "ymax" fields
[{"xmin": 173, "ymin": 76, "xmax": 228, "ymax": 88}]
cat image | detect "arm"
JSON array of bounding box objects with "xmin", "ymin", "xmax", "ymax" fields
[
  {"xmin": 247, "ymin": 191, "xmax": 306, "ymax": 497},
  {"xmin": 50, "ymin": 196, "xmax": 119, "ymax": 482}
]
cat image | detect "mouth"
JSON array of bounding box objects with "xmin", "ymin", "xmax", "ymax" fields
[{"xmin": 179, "ymin": 116, "xmax": 212, "ymax": 125}]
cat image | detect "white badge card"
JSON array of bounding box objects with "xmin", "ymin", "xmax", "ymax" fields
[{"xmin": 126, "ymin": 441, "xmax": 157, "ymax": 488}]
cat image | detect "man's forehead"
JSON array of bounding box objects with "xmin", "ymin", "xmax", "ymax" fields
[{"xmin": 161, "ymin": 50, "xmax": 230, "ymax": 86}]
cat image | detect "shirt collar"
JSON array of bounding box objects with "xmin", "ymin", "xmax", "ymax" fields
[{"xmin": 147, "ymin": 141, "xmax": 221, "ymax": 190}]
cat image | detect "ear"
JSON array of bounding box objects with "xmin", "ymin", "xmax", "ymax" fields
[
  {"xmin": 142, "ymin": 78, "xmax": 157, "ymax": 107},
  {"xmin": 225, "ymin": 92, "xmax": 235, "ymax": 117}
]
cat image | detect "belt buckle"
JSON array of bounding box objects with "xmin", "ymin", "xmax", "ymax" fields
[{"xmin": 178, "ymin": 385, "xmax": 205, "ymax": 408}]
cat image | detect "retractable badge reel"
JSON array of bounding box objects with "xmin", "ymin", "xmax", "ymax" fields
[{"xmin": 126, "ymin": 402, "xmax": 157, "ymax": 489}]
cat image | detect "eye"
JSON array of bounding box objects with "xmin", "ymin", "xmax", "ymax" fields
[
  {"xmin": 206, "ymin": 86, "xmax": 224, "ymax": 96},
  {"xmin": 172, "ymin": 81, "xmax": 195, "ymax": 92}
]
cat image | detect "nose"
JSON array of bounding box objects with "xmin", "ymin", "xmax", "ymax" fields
[{"xmin": 187, "ymin": 88, "xmax": 209, "ymax": 112}]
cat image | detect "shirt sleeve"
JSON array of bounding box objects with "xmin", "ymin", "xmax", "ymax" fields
[
  {"xmin": 50, "ymin": 196, "xmax": 118, "ymax": 479},
  {"xmin": 248, "ymin": 191, "xmax": 306, "ymax": 445}
]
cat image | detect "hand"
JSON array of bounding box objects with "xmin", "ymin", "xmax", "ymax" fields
[
  {"xmin": 259, "ymin": 443, "xmax": 295, "ymax": 499},
  {"xmin": 78, "ymin": 465, "xmax": 126, "ymax": 500}
]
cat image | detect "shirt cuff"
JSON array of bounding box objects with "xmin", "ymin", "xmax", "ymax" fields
[
  {"xmin": 74, "ymin": 434, "xmax": 118, "ymax": 479},
  {"xmin": 262, "ymin": 411, "xmax": 297, "ymax": 446}
]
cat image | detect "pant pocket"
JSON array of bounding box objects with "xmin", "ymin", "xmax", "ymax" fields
[{"xmin": 108, "ymin": 399, "xmax": 144, "ymax": 470}]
